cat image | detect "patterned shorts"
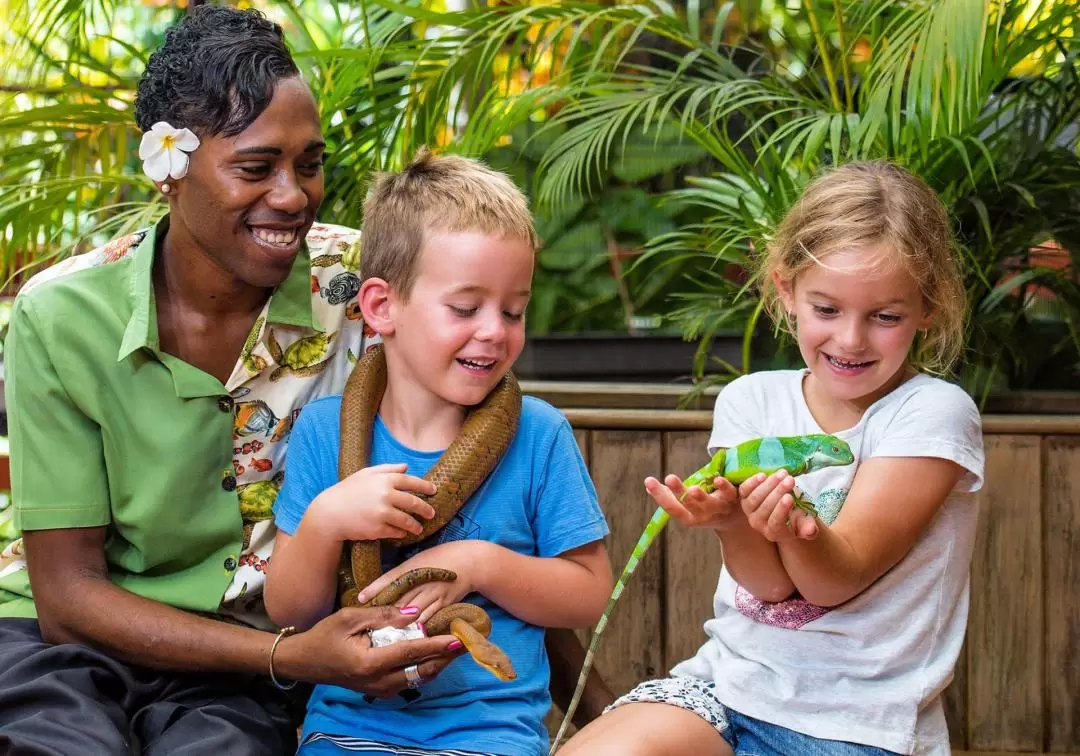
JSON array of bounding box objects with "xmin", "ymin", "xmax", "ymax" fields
[{"xmin": 607, "ymin": 677, "xmax": 902, "ymax": 756}]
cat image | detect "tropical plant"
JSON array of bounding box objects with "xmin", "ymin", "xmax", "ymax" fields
[{"xmin": 408, "ymin": 0, "xmax": 1079, "ymax": 398}]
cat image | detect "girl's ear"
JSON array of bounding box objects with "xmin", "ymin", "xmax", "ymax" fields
[
  {"xmin": 359, "ymin": 278, "xmax": 395, "ymax": 337},
  {"xmin": 773, "ymin": 269, "xmax": 795, "ymax": 316}
]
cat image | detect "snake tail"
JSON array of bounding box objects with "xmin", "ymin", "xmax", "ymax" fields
[{"xmin": 548, "ymin": 505, "xmax": 674, "ymax": 755}]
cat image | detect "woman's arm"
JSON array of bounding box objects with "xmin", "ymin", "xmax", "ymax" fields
[{"xmin": 25, "ymin": 526, "xmax": 464, "ymax": 694}]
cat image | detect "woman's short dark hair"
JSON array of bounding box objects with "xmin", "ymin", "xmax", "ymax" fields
[{"xmin": 134, "ymin": 5, "xmax": 301, "ymax": 137}]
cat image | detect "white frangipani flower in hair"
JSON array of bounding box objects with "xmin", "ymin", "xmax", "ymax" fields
[{"xmin": 139, "ymin": 121, "xmax": 200, "ymax": 182}]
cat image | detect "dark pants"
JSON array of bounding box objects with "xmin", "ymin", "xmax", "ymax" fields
[{"xmin": 0, "ymin": 618, "xmax": 305, "ymax": 756}]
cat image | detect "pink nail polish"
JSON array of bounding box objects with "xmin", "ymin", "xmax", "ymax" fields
[
  {"xmin": 447, "ymin": 640, "xmax": 463, "ymax": 651},
  {"xmin": 401, "ymin": 606, "xmax": 420, "ymax": 616}
]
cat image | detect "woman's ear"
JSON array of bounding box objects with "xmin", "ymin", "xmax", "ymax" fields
[{"xmin": 359, "ymin": 278, "xmax": 395, "ymax": 337}]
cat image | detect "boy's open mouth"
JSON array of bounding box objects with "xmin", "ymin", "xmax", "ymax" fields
[{"xmin": 458, "ymin": 358, "xmax": 497, "ymax": 373}]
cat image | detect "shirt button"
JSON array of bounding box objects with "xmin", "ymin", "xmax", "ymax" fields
[
  {"xmin": 218, "ymin": 396, "xmax": 234, "ymax": 413},
  {"xmin": 221, "ymin": 475, "xmax": 237, "ymax": 492},
  {"xmin": 224, "ymin": 556, "xmax": 237, "ymax": 571}
]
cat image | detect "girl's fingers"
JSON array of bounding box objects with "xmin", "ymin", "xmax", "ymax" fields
[{"xmin": 766, "ymin": 493, "xmax": 795, "ymax": 536}]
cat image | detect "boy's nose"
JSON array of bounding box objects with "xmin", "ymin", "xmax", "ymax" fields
[{"xmin": 476, "ymin": 314, "xmax": 506, "ymax": 342}]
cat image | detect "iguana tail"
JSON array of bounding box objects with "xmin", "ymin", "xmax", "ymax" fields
[{"xmin": 548, "ymin": 506, "xmax": 671, "ymax": 754}]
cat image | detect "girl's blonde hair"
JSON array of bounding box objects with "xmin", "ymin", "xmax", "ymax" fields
[{"xmin": 760, "ymin": 160, "xmax": 967, "ymax": 374}]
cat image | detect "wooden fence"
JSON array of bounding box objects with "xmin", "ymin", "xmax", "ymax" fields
[{"xmin": 530, "ymin": 383, "xmax": 1080, "ymax": 756}]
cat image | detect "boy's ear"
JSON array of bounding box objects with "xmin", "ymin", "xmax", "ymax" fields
[
  {"xmin": 772, "ymin": 270, "xmax": 795, "ymax": 314},
  {"xmin": 359, "ymin": 278, "xmax": 395, "ymax": 337}
]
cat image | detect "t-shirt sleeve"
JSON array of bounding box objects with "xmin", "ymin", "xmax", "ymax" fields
[
  {"xmin": 870, "ymin": 383, "xmax": 985, "ymax": 493},
  {"xmin": 7, "ymin": 295, "xmax": 111, "ymax": 531},
  {"xmin": 272, "ymin": 398, "xmax": 341, "ymax": 535},
  {"xmin": 531, "ymin": 419, "xmax": 609, "ymax": 558},
  {"xmin": 707, "ymin": 375, "xmax": 764, "ymax": 454}
]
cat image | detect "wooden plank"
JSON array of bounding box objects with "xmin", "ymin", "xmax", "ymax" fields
[
  {"xmin": 968, "ymin": 435, "xmax": 1044, "ymax": 752},
  {"xmin": 942, "ymin": 636, "xmax": 968, "ymax": 751},
  {"xmin": 1046, "ymin": 435, "xmax": 1080, "ymax": 752},
  {"xmin": 662, "ymin": 430, "xmax": 723, "ymax": 671},
  {"xmin": 559, "ymin": 408, "xmax": 1080, "ymax": 435},
  {"xmin": 586, "ymin": 429, "xmax": 665, "ymax": 696}
]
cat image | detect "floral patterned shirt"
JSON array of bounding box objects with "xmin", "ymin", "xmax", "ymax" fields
[{"xmin": 0, "ymin": 218, "xmax": 378, "ymax": 629}]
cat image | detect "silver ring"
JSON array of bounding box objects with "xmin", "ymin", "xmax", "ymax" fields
[{"xmin": 404, "ymin": 663, "xmax": 424, "ymax": 689}]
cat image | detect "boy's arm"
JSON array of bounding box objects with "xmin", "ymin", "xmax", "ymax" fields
[
  {"xmin": 263, "ymin": 519, "xmax": 341, "ymax": 630},
  {"xmin": 472, "ymin": 540, "xmax": 612, "ymax": 629}
]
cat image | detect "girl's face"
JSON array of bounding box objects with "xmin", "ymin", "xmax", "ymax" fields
[{"xmin": 777, "ymin": 245, "xmax": 932, "ymax": 411}]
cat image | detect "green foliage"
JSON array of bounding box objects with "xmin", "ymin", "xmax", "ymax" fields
[{"xmin": 425, "ymin": 0, "xmax": 1080, "ymax": 397}]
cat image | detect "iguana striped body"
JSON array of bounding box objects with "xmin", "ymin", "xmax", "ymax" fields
[{"xmin": 548, "ymin": 434, "xmax": 854, "ymax": 753}]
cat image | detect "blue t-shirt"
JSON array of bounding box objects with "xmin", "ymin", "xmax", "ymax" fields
[{"xmin": 273, "ymin": 394, "xmax": 609, "ymax": 756}]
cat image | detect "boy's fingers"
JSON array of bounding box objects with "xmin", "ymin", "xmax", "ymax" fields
[
  {"xmin": 393, "ymin": 474, "xmax": 438, "ymax": 496},
  {"xmin": 390, "ymin": 491, "xmax": 437, "ymax": 521}
]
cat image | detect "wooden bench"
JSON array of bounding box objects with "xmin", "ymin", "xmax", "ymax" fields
[{"xmin": 533, "ymin": 390, "xmax": 1080, "ymax": 756}]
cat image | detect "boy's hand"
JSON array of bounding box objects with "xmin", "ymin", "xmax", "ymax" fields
[
  {"xmin": 644, "ymin": 473, "xmax": 741, "ymax": 531},
  {"xmin": 738, "ymin": 470, "xmax": 818, "ymax": 542},
  {"xmin": 310, "ymin": 463, "xmax": 438, "ymax": 543},
  {"xmin": 355, "ymin": 540, "xmax": 492, "ymax": 626}
]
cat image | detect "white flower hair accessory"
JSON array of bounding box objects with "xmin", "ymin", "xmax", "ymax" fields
[{"xmin": 139, "ymin": 121, "xmax": 200, "ymax": 182}]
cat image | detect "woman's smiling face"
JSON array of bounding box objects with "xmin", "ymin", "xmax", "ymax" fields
[
  {"xmin": 168, "ymin": 76, "xmax": 325, "ymax": 289},
  {"xmin": 777, "ymin": 245, "xmax": 933, "ymax": 408}
]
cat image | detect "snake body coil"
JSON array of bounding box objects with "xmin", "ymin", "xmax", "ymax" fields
[{"xmin": 336, "ymin": 344, "xmax": 520, "ymax": 681}]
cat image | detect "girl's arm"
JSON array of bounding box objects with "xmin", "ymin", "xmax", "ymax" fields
[
  {"xmin": 769, "ymin": 456, "xmax": 965, "ymax": 607},
  {"xmin": 714, "ymin": 518, "xmax": 796, "ymax": 603}
]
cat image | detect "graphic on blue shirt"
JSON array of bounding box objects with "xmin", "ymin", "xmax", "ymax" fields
[{"xmin": 272, "ymin": 394, "xmax": 608, "ymax": 756}]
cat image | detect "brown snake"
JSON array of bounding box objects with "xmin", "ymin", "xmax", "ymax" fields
[{"xmin": 335, "ymin": 344, "xmax": 520, "ymax": 681}]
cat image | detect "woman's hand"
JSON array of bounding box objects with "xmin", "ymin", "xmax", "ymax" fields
[{"xmin": 274, "ymin": 604, "xmax": 465, "ymax": 697}]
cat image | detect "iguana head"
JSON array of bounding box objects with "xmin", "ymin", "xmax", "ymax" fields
[{"xmin": 806, "ymin": 434, "xmax": 855, "ymax": 470}]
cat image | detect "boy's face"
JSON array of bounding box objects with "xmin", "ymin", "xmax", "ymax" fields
[{"xmin": 389, "ymin": 229, "xmax": 534, "ymax": 407}]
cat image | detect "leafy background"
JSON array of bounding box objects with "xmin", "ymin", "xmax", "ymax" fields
[{"xmin": 1, "ymin": 0, "xmax": 1077, "ymax": 402}]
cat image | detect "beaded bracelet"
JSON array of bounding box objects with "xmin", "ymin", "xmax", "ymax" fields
[{"xmin": 269, "ymin": 625, "xmax": 297, "ymax": 690}]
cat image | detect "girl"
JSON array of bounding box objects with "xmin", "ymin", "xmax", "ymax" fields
[{"xmin": 560, "ymin": 161, "xmax": 984, "ymax": 756}]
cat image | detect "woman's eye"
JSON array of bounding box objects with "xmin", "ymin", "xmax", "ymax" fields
[
  {"xmin": 449, "ymin": 305, "xmax": 477, "ymax": 317},
  {"xmin": 238, "ymin": 164, "xmax": 270, "ymax": 176},
  {"xmin": 299, "ymin": 161, "xmax": 324, "ymax": 175}
]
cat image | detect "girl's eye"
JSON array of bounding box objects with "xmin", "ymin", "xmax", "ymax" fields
[
  {"xmin": 811, "ymin": 305, "xmax": 838, "ymax": 317},
  {"xmin": 876, "ymin": 313, "xmax": 903, "ymax": 324},
  {"xmin": 449, "ymin": 305, "xmax": 477, "ymax": 317}
]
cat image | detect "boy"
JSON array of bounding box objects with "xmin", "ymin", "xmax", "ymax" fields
[{"xmin": 265, "ymin": 149, "xmax": 613, "ymax": 756}]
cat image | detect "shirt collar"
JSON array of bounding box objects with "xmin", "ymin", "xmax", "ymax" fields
[{"xmin": 117, "ymin": 217, "xmax": 322, "ymax": 363}]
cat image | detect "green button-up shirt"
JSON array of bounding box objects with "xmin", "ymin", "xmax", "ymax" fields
[{"xmin": 0, "ymin": 219, "xmax": 372, "ymax": 628}]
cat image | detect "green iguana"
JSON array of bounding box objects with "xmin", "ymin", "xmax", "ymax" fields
[{"xmin": 548, "ymin": 434, "xmax": 855, "ymax": 754}]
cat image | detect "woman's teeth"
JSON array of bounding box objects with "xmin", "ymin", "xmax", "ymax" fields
[{"xmin": 251, "ymin": 227, "xmax": 297, "ymax": 246}]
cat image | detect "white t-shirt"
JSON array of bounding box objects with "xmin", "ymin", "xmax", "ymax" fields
[{"xmin": 671, "ymin": 369, "xmax": 985, "ymax": 755}]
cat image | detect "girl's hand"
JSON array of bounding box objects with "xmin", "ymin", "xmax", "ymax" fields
[
  {"xmin": 310, "ymin": 463, "xmax": 437, "ymax": 543},
  {"xmin": 739, "ymin": 471, "xmax": 818, "ymax": 542},
  {"xmin": 355, "ymin": 540, "xmax": 491, "ymax": 626},
  {"xmin": 644, "ymin": 473, "xmax": 741, "ymax": 531}
]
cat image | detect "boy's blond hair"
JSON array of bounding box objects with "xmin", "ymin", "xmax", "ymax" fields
[
  {"xmin": 759, "ymin": 160, "xmax": 967, "ymax": 375},
  {"xmin": 360, "ymin": 147, "xmax": 537, "ymax": 299}
]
